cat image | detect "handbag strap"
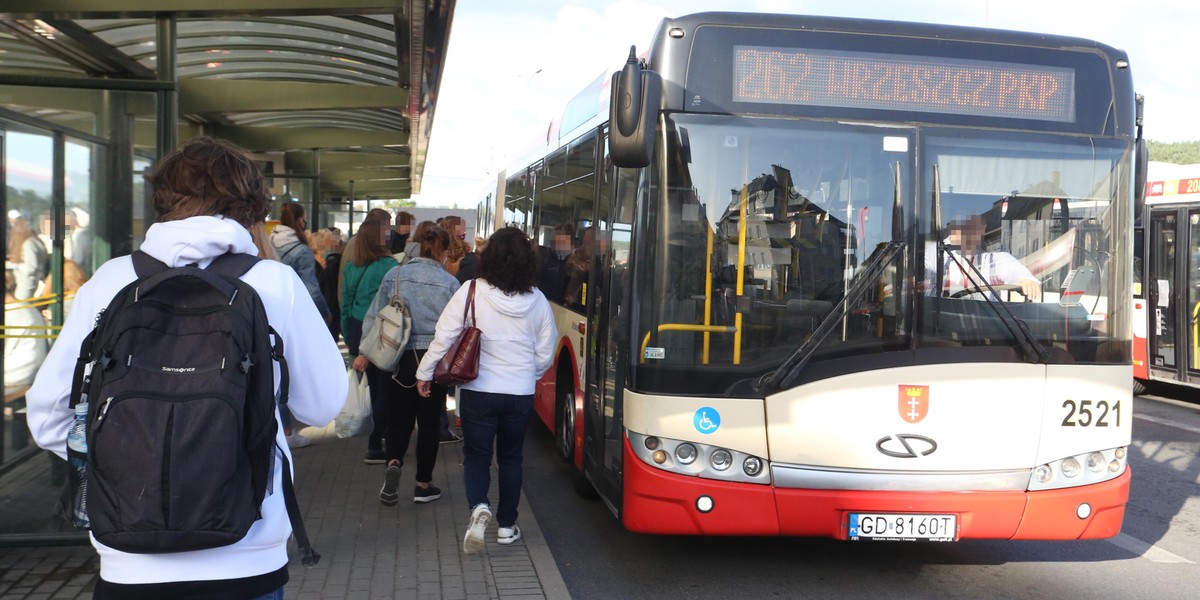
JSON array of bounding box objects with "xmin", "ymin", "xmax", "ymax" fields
[{"xmin": 462, "ymin": 279, "xmax": 476, "ymax": 328}]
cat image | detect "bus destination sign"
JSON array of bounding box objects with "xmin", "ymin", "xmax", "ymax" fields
[{"xmin": 733, "ymin": 45, "xmax": 1076, "ymax": 122}]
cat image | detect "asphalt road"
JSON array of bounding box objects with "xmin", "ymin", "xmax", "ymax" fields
[{"xmin": 521, "ymin": 389, "xmax": 1200, "ymax": 600}]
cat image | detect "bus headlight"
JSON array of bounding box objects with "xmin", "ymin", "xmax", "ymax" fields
[
  {"xmin": 676, "ymin": 443, "xmax": 698, "ymax": 465},
  {"xmin": 1033, "ymin": 464, "xmax": 1053, "ymax": 484},
  {"xmin": 1061, "ymin": 457, "xmax": 1082, "ymax": 478},
  {"xmin": 1028, "ymin": 446, "xmax": 1127, "ymax": 491},
  {"xmin": 625, "ymin": 431, "xmax": 771, "ymax": 484},
  {"xmin": 710, "ymin": 449, "xmax": 732, "ymax": 471},
  {"xmin": 743, "ymin": 456, "xmax": 763, "ymax": 477}
]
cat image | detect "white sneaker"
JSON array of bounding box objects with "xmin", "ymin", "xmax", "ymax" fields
[
  {"xmin": 286, "ymin": 432, "xmax": 312, "ymax": 448},
  {"xmin": 497, "ymin": 524, "xmax": 522, "ymax": 545},
  {"xmin": 463, "ymin": 504, "xmax": 491, "ymax": 554}
]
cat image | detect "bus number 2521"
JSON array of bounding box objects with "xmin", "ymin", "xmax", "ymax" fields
[{"xmin": 1061, "ymin": 399, "xmax": 1121, "ymax": 427}]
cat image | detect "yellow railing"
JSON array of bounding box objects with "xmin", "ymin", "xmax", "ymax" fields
[
  {"xmin": 640, "ymin": 324, "xmax": 740, "ymax": 364},
  {"xmin": 1192, "ymin": 300, "xmax": 1200, "ymax": 369},
  {"xmin": 2, "ymin": 292, "xmax": 71, "ymax": 339},
  {"xmin": 734, "ymin": 185, "xmax": 747, "ymax": 365},
  {"xmin": 648, "ymin": 185, "xmax": 749, "ymax": 367}
]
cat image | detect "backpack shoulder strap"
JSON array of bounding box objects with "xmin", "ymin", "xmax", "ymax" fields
[
  {"xmin": 205, "ymin": 253, "xmax": 286, "ymax": 403},
  {"xmin": 131, "ymin": 250, "xmax": 169, "ymax": 278},
  {"xmin": 206, "ymin": 252, "xmax": 261, "ymax": 279},
  {"xmin": 133, "ymin": 250, "xmax": 260, "ymax": 280},
  {"xmin": 277, "ymin": 443, "xmax": 320, "ymax": 567}
]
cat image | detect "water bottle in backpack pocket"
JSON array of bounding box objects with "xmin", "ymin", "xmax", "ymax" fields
[{"xmin": 65, "ymin": 402, "xmax": 90, "ymax": 529}]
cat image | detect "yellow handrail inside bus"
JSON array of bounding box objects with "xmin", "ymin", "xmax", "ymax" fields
[
  {"xmin": 703, "ymin": 225, "xmax": 714, "ymax": 363},
  {"xmin": 1192, "ymin": 300, "xmax": 1200, "ymax": 369},
  {"xmin": 648, "ymin": 187, "xmax": 747, "ymax": 367},
  {"xmin": 640, "ymin": 324, "xmax": 739, "ymax": 364},
  {"xmin": 734, "ymin": 185, "xmax": 747, "ymax": 365}
]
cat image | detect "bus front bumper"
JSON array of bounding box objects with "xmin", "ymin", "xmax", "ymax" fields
[{"xmin": 621, "ymin": 441, "xmax": 1131, "ymax": 539}]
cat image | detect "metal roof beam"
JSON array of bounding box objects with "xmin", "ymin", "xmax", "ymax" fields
[
  {"xmin": 0, "ymin": 19, "xmax": 156, "ymax": 78},
  {"xmin": 285, "ymin": 151, "xmax": 408, "ymax": 172},
  {"xmin": 0, "ymin": 1, "xmax": 406, "ymax": 18},
  {"xmin": 317, "ymin": 168, "xmax": 410, "ymax": 182},
  {"xmin": 210, "ymin": 124, "xmax": 406, "ymax": 152},
  {"xmin": 180, "ymin": 80, "xmax": 407, "ymax": 113},
  {"xmin": 0, "ymin": 85, "xmax": 157, "ymax": 113},
  {"xmin": 322, "ymin": 179, "xmax": 411, "ymax": 193}
]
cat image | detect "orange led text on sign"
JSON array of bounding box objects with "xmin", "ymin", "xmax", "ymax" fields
[{"xmin": 733, "ymin": 47, "xmax": 1074, "ymax": 122}]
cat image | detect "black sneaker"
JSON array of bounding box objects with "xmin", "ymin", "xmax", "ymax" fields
[
  {"xmin": 379, "ymin": 465, "xmax": 401, "ymax": 506},
  {"xmin": 414, "ymin": 484, "xmax": 442, "ymax": 503},
  {"xmin": 363, "ymin": 449, "xmax": 387, "ymax": 465},
  {"xmin": 439, "ymin": 430, "xmax": 463, "ymax": 444}
]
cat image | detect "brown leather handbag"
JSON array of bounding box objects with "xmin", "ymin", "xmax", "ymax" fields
[{"xmin": 433, "ymin": 279, "xmax": 481, "ymax": 385}]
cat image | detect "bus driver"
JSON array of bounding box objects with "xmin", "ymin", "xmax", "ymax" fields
[{"xmin": 925, "ymin": 215, "xmax": 1041, "ymax": 300}]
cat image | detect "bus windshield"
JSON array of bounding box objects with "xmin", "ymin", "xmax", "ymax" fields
[{"xmin": 633, "ymin": 113, "xmax": 1131, "ymax": 394}]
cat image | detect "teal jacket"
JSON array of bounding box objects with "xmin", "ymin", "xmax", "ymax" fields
[{"xmin": 341, "ymin": 256, "xmax": 398, "ymax": 334}]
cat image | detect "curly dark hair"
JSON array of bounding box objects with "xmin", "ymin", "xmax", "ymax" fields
[
  {"xmin": 144, "ymin": 136, "xmax": 271, "ymax": 229},
  {"xmin": 478, "ymin": 227, "xmax": 537, "ymax": 294},
  {"xmin": 417, "ymin": 224, "xmax": 450, "ymax": 262}
]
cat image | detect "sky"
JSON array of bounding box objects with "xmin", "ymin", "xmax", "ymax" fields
[{"xmin": 409, "ymin": 0, "xmax": 1199, "ymax": 208}]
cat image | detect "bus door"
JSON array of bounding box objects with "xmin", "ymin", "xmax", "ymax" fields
[
  {"xmin": 581, "ymin": 151, "xmax": 636, "ymax": 506},
  {"xmin": 1146, "ymin": 207, "xmax": 1200, "ymax": 385}
]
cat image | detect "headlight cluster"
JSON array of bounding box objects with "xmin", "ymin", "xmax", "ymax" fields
[
  {"xmin": 1027, "ymin": 446, "xmax": 1127, "ymax": 491},
  {"xmin": 627, "ymin": 430, "xmax": 770, "ymax": 484}
]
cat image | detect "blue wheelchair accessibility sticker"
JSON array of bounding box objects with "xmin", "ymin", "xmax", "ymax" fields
[{"xmin": 693, "ymin": 407, "xmax": 720, "ymax": 434}]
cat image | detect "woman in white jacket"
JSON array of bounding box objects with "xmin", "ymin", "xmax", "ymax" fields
[
  {"xmin": 415, "ymin": 227, "xmax": 557, "ymax": 554},
  {"xmin": 25, "ymin": 136, "xmax": 347, "ymax": 600}
]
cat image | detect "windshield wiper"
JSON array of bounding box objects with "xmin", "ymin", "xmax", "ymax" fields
[
  {"xmin": 760, "ymin": 162, "xmax": 908, "ymax": 392},
  {"xmin": 760, "ymin": 240, "xmax": 905, "ymax": 392},
  {"xmin": 941, "ymin": 246, "xmax": 1052, "ymax": 363}
]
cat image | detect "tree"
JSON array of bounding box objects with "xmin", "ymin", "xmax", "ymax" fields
[{"xmin": 1148, "ymin": 140, "xmax": 1200, "ymax": 165}]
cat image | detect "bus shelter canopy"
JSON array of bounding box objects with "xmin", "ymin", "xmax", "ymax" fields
[{"xmin": 0, "ymin": 0, "xmax": 455, "ymax": 200}]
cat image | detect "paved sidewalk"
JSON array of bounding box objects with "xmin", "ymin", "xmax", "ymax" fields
[{"xmin": 0, "ymin": 429, "xmax": 571, "ymax": 600}]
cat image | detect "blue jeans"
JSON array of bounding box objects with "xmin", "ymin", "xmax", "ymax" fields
[
  {"xmin": 459, "ymin": 389, "xmax": 533, "ymax": 528},
  {"xmin": 250, "ymin": 587, "xmax": 284, "ymax": 600}
]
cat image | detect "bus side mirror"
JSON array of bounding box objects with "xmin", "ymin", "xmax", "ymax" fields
[{"xmin": 609, "ymin": 46, "xmax": 662, "ymax": 168}]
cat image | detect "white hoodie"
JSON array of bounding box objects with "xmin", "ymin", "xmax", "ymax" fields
[
  {"xmin": 416, "ymin": 279, "xmax": 557, "ymax": 395},
  {"xmin": 25, "ymin": 215, "xmax": 347, "ymax": 585}
]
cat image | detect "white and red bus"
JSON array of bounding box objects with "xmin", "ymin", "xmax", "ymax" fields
[
  {"xmin": 1133, "ymin": 165, "xmax": 1200, "ymax": 393},
  {"xmin": 486, "ymin": 12, "xmax": 1140, "ymax": 541}
]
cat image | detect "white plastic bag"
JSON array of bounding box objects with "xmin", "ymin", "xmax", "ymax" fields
[{"xmin": 334, "ymin": 368, "xmax": 372, "ymax": 438}]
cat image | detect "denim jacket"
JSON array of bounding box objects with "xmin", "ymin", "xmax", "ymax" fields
[
  {"xmin": 363, "ymin": 257, "xmax": 460, "ymax": 351},
  {"xmin": 275, "ymin": 240, "xmax": 330, "ymax": 319}
]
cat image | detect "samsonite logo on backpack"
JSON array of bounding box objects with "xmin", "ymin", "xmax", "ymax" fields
[{"xmin": 70, "ymin": 251, "xmax": 316, "ymax": 562}]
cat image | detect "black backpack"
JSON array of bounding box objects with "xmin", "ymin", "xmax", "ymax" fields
[{"xmin": 65, "ymin": 250, "xmax": 318, "ymax": 565}]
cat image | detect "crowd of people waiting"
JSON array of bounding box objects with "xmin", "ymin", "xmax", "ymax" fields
[
  {"xmin": 22, "ymin": 136, "xmax": 558, "ymax": 599},
  {"xmin": 292, "ymin": 205, "xmax": 557, "ymax": 556}
]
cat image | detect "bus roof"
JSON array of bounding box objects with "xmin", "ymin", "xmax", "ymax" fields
[{"xmin": 658, "ymin": 12, "xmax": 1129, "ymax": 58}]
